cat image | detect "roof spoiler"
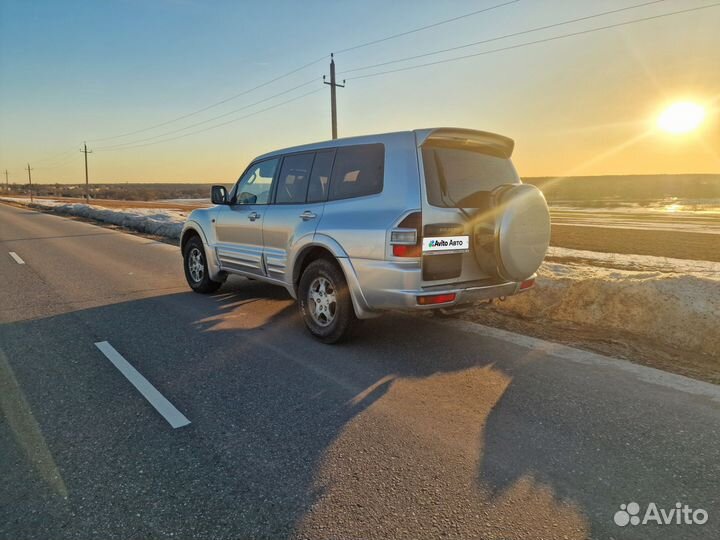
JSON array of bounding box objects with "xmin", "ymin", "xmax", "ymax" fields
[{"xmin": 415, "ymin": 128, "xmax": 515, "ymax": 158}]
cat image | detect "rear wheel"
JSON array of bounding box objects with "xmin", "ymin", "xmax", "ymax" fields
[
  {"xmin": 183, "ymin": 236, "xmax": 222, "ymax": 293},
  {"xmin": 298, "ymin": 258, "xmax": 356, "ymax": 344}
]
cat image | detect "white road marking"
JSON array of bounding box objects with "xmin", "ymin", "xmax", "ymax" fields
[
  {"xmin": 8, "ymin": 252, "xmax": 25, "ymax": 264},
  {"xmin": 432, "ymin": 317, "xmax": 720, "ymax": 403},
  {"xmin": 94, "ymin": 341, "xmax": 190, "ymax": 428}
]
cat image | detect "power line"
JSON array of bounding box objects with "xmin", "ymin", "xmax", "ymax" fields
[
  {"xmin": 32, "ymin": 148, "xmax": 78, "ymax": 165},
  {"xmin": 95, "ymin": 78, "xmax": 318, "ymax": 150},
  {"xmin": 341, "ymin": 0, "xmax": 669, "ymax": 75},
  {"xmin": 22, "ymin": 0, "xmax": 710, "ymax": 166},
  {"xmin": 86, "ymin": 1, "xmax": 521, "ymax": 144},
  {"xmin": 346, "ymin": 2, "xmax": 720, "ymax": 81},
  {"xmin": 95, "ymin": 87, "xmax": 323, "ymax": 152},
  {"xmin": 87, "ymin": 56, "xmax": 327, "ymax": 143},
  {"xmin": 34, "ymin": 149, "xmax": 82, "ymax": 170},
  {"xmin": 334, "ymin": 0, "xmax": 521, "ymax": 54}
]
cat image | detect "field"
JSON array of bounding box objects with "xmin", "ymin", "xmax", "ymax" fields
[{"xmin": 551, "ymin": 222, "xmax": 720, "ymax": 262}]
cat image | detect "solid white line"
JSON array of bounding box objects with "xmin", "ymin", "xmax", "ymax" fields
[
  {"xmin": 8, "ymin": 252, "xmax": 25, "ymax": 264},
  {"xmin": 430, "ymin": 317, "xmax": 720, "ymax": 403},
  {"xmin": 94, "ymin": 341, "xmax": 190, "ymax": 428}
]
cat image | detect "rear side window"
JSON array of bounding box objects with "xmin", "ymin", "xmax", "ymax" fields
[
  {"xmin": 422, "ymin": 145, "xmax": 519, "ymax": 208},
  {"xmin": 328, "ymin": 143, "xmax": 384, "ymax": 201},
  {"xmin": 275, "ymin": 153, "xmax": 315, "ymax": 204},
  {"xmin": 307, "ymin": 149, "xmax": 335, "ymax": 203}
]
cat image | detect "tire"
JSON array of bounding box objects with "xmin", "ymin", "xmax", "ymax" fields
[
  {"xmin": 183, "ymin": 236, "xmax": 222, "ymax": 294},
  {"xmin": 298, "ymin": 258, "xmax": 356, "ymax": 344}
]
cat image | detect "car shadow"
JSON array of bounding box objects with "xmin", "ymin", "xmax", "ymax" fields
[{"xmin": 1, "ymin": 278, "xmax": 717, "ymax": 539}]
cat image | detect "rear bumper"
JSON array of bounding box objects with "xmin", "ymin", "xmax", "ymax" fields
[
  {"xmin": 342, "ymin": 257, "xmax": 531, "ymax": 318},
  {"xmin": 387, "ymin": 279, "xmax": 526, "ymax": 312},
  {"xmin": 413, "ymin": 280, "xmax": 522, "ymax": 309}
]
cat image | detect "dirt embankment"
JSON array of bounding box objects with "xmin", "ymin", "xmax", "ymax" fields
[{"xmin": 459, "ymin": 256, "xmax": 720, "ymax": 384}]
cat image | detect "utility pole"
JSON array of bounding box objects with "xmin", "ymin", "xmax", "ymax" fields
[
  {"xmin": 323, "ymin": 53, "xmax": 345, "ymax": 140},
  {"xmin": 81, "ymin": 142, "xmax": 92, "ymax": 202},
  {"xmin": 26, "ymin": 163, "xmax": 33, "ymax": 203},
  {"xmin": 4, "ymin": 170, "xmax": 8, "ymax": 193}
]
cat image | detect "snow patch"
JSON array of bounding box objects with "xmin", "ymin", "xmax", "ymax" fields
[
  {"xmin": 495, "ymin": 258, "xmax": 720, "ymax": 356},
  {"xmin": 1, "ymin": 197, "xmax": 188, "ymax": 240},
  {"xmin": 547, "ymin": 246, "xmax": 720, "ymax": 274}
]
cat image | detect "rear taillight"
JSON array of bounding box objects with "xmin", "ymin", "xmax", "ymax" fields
[
  {"xmin": 391, "ymin": 212, "xmax": 422, "ymax": 258},
  {"xmin": 417, "ymin": 293, "xmax": 456, "ymax": 305},
  {"xmin": 393, "ymin": 244, "xmax": 422, "ymax": 257},
  {"xmin": 519, "ymin": 278, "xmax": 535, "ymax": 290}
]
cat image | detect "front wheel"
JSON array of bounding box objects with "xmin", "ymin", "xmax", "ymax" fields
[
  {"xmin": 298, "ymin": 259, "xmax": 356, "ymax": 344},
  {"xmin": 183, "ymin": 236, "xmax": 222, "ymax": 293}
]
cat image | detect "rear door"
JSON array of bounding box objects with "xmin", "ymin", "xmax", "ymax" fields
[
  {"xmin": 262, "ymin": 150, "xmax": 334, "ymax": 283},
  {"xmin": 417, "ymin": 129, "xmax": 520, "ymax": 285},
  {"xmin": 214, "ymin": 158, "xmax": 279, "ymax": 276}
]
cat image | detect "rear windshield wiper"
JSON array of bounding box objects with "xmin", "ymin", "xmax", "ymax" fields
[{"xmin": 434, "ymin": 150, "xmax": 472, "ymax": 221}]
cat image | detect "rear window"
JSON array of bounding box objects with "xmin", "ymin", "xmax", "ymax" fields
[
  {"xmin": 328, "ymin": 143, "xmax": 384, "ymax": 201},
  {"xmin": 422, "ymin": 145, "xmax": 519, "ymax": 208}
]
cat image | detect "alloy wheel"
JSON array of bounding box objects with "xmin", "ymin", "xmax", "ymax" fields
[
  {"xmin": 188, "ymin": 247, "xmax": 204, "ymax": 283},
  {"xmin": 307, "ymin": 276, "xmax": 337, "ymax": 327}
]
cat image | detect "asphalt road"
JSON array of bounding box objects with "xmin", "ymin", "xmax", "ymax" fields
[{"xmin": 1, "ymin": 202, "xmax": 719, "ymax": 540}]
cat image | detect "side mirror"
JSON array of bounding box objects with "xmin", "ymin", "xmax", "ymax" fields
[{"xmin": 211, "ymin": 185, "xmax": 228, "ymax": 205}]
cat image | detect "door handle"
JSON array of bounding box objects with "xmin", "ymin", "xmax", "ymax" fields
[
  {"xmin": 299, "ymin": 210, "xmax": 317, "ymax": 221},
  {"xmin": 248, "ymin": 211, "xmax": 261, "ymax": 221}
]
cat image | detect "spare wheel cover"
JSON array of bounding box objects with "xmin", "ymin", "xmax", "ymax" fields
[{"xmin": 494, "ymin": 184, "xmax": 550, "ymax": 281}]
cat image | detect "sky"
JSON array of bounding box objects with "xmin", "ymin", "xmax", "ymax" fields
[{"xmin": 0, "ymin": 0, "xmax": 719, "ymax": 184}]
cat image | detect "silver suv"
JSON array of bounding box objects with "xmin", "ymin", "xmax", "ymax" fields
[{"xmin": 181, "ymin": 128, "xmax": 551, "ymax": 343}]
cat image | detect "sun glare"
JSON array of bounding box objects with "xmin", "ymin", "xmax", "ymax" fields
[{"xmin": 657, "ymin": 102, "xmax": 705, "ymax": 134}]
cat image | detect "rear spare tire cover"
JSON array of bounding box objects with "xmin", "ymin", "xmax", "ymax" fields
[{"xmin": 491, "ymin": 184, "xmax": 550, "ymax": 281}]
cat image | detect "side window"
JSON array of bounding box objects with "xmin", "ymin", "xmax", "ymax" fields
[
  {"xmin": 328, "ymin": 143, "xmax": 384, "ymax": 201},
  {"xmin": 307, "ymin": 149, "xmax": 335, "ymax": 203},
  {"xmin": 232, "ymin": 158, "xmax": 279, "ymax": 205},
  {"xmin": 275, "ymin": 153, "xmax": 315, "ymax": 204}
]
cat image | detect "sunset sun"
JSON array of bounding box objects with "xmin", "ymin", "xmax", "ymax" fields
[{"xmin": 657, "ymin": 102, "xmax": 705, "ymax": 134}]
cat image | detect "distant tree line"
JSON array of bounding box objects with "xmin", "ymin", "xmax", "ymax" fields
[
  {"xmin": 524, "ymin": 174, "xmax": 720, "ymax": 204},
  {"xmin": 2, "ymin": 183, "xmax": 221, "ymax": 201},
  {"xmin": 3, "ymin": 174, "xmax": 720, "ymax": 204}
]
